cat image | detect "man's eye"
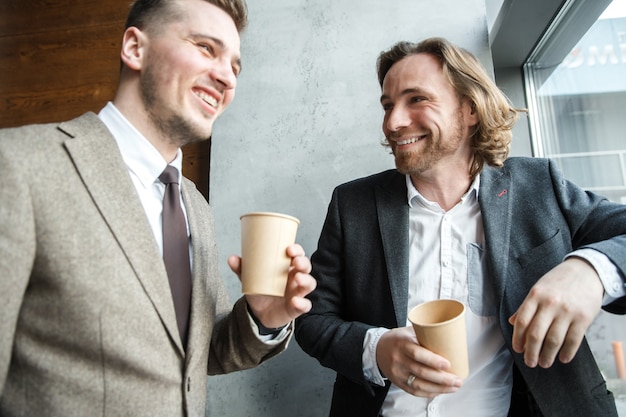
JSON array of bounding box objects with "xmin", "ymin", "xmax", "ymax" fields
[
  {"xmin": 198, "ymin": 43, "xmax": 213, "ymax": 54},
  {"xmin": 381, "ymin": 103, "xmax": 393, "ymax": 112}
]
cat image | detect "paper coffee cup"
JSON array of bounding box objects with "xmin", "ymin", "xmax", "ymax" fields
[
  {"xmin": 240, "ymin": 212, "xmax": 300, "ymax": 296},
  {"xmin": 408, "ymin": 299, "xmax": 469, "ymax": 378}
]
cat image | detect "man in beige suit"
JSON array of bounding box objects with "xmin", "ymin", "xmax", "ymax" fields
[{"xmin": 0, "ymin": 0, "xmax": 317, "ymax": 416}]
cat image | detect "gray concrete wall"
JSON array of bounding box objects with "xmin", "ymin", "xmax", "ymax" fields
[{"xmin": 206, "ymin": 1, "xmax": 490, "ymax": 416}]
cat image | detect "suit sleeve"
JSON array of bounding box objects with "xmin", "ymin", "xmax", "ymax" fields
[
  {"xmin": 0, "ymin": 135, "xmax": 36, "ymax": 394},
  {"xmin": 550, "ymin": 159, "xmax": 626, "ymax": 313},
  {"xmin": 207, "ymin": 297, "xmax": 290, "ymax": 375},
  {"xmin": 295, "ymin": 187, "xmax": 374, "ymax": 386}
]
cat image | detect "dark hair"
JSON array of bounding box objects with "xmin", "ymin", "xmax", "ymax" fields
[
  {"xmin": 125, "ymin": 0, "xmax": 248, "ymax": 33},
  {"xmin": 377, "ymin": 37, "xmax": 525, "ymax": 176}
]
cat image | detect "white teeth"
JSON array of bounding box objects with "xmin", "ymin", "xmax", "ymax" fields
[
  {"xmin": 397, "ymin": 137, "xmax": 420, "ymax": 145},
  {"xmin": 194, "ymin": 91, "xmax": 218, "ymax": 108}
]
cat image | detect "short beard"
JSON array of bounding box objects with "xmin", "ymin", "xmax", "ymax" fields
[
  {"xmin": 140, "ymin": 64, "xmax": 210, "ymax": 148},
  {"xmin": 393, "ymin": 139, "xmax": 440, "ymax": 176},
  {"xmin": 391, "ymin": 107, "xmax": 466, "ymax": 176}
]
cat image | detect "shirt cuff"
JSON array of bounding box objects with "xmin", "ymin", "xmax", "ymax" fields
[
  {"xmin": 363, "ymin": 327, "xmax": 390, "ymax": 386},
  {"xmin": 567, "ymin": 249, "xmax": 626, "ymax": 305},
  {"xmin": 246, "ymin": 304, "xmax": 291, "ymax": 343}
]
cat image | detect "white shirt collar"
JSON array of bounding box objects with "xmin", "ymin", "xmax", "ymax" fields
[
  {"xmin": 98, "ymin": 102, "xmax": 183, "ymax": 188},
  {"xmin": 405, "ymin": 174, "xmax": 480, "ymax": 209}
]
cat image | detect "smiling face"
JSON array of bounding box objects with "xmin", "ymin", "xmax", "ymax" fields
[
  {"xmin": 380, "ymin": 53, "xmax": 477, "ymax": 177},
  {"xmin": 131, "ymin": 0, "xmax": 241, "ymax": 149}
]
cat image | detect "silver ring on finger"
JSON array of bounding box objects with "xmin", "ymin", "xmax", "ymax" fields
[{"xmin": 407, "ymin": 374, "xmax": 416, "ymax": 387}]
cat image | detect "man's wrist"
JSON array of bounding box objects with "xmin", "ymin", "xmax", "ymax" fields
[{"xmin": 246, "ymin": 303, "xmax": 287, "ymax": 336}]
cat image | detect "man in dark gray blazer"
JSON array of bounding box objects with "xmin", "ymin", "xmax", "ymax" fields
[
  {"xmin": 0, "ymin": 1, "xmax": 316, "ymax": 416},
  {"xmin": 295, "ymin": 38, "xmax": 626, "ymax": 417}
]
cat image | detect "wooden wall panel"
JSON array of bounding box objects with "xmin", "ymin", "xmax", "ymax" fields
[
  {"xmin": 0, "ymin": 0, "xmax": 211, "ymax": 200},
  {"xmin": 0, "ymin": 0, "xmax": 130, "ymax": 35},
  {"xmin": 0, "ymin": 25, "xmax": 121, "ymax": 127}
]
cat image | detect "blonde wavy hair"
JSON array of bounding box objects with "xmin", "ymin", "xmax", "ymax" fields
[{"xmin": 377, "ymin": 37, "xmax": 525, "ymax": 178}]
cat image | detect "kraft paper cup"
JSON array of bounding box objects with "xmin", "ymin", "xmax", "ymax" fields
[
  {"xmin": 240, "ymin": 212, "xmax": 300, "ymax": 297},
  {"xmin": 408, "ymin": 299, "xmax": 469, "ymax": 378}
]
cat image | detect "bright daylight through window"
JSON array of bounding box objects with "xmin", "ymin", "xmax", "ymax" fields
[{"xmin": 524, "ymin": 0, "xmax": 626, "ymax": 204}]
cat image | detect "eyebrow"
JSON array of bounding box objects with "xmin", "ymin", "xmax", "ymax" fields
[
  {"xmin": 190, "ymin": 33, "xmax": 242, "ymax": 73},
  {"xmin": 380, "ymin": 87, "xmax": 427, "ymax": 103}
]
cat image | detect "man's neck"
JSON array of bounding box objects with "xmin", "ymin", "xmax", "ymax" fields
[
  {"xmin": 112, "ymin": 93, "xmax": 179, "ymax": 164},
  {"xmin": 409, "ymin": 170, "xmax": 473, "ymax": 212}
]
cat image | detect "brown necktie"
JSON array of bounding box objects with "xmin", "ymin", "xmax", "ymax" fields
[{"xmin": 159, "ymin": 165, "xmax": 192, "ymax": 348}]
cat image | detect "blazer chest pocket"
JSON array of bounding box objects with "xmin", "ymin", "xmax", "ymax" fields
[{"xmin": 516, "ymin": 229, "xmax": 564, "ymax": 278}]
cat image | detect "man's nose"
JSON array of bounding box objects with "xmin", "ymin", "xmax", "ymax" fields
[
  {"xmin": 211, "ymin": 58, "xmax": 237, "ymax": 90},
  {"xmin": 385, "ymin": 105, "xmax": 411, "ymax": 132}
]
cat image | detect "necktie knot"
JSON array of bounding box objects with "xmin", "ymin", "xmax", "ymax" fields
[{"xmin": 159, "ymin": 165, "xmax": 179, "ymax": 186}]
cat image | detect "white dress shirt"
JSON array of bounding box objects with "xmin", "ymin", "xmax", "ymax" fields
[
  {"xmin": 363, "ymin": 174, "xmax": 626, "ymax": 417},
  {"xmin": 98, "ymin": 102, "xmax": 188, "ymax": 257}
]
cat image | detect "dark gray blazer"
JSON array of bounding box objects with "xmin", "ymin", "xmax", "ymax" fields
[
  {"xmin": 296, "ymin": 158, "xmax": 626, "ymax": 417},
  {"xmin": 0, "ymin": 113, "xmax": 290, "ymax": 417}
]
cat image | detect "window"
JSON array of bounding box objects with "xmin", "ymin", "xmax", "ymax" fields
[{"xmin": 524, "ymin": 0, "xmax": 626, "ymax": 203}]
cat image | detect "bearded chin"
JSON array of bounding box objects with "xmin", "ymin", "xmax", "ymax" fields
[
  {"xmin": 140, "ymin": 67, "xmax": 211, "ymax": 147},
  {"xmin": 162, "ymin": 115, "xmax": 210, "ymax": 147},
  {"xmin": 394, "ymin": 151, "xmax": 412, "ymax": 175},
  {"xmin": 394, "ymin": 148, "xmax": 429, "ymax": 176}
]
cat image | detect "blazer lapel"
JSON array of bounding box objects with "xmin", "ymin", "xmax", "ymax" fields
[
  {"xmin": 375, "ymin": 173, "xmax": 410, "ymax": 327},
  {"xmin": 59, "ymin": 113, "xmax": 183, "ymax": 354},
  {"xmin": 479, "ymin": 165, "xmax": 513, "ymax": 303},
  {"xmin": 180, "ymin": 181, "xmax": 214, "ymax": 359}
]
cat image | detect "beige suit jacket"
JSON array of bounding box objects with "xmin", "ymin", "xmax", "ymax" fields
[{"xmin": 0, "ymin": 113, "xmax": 289, "ymax": 417}]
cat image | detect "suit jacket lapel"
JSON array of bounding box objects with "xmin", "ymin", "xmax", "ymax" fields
[
  {"xmin": 375, "ymin": 173, "xmax": 410, "ymax": 327},
  {"xmin": 180, "ymin": 181, "xmax": 214, "ymax": 359},
  {"xmin": 59, "ymin": 113, "xmax": 183, "ymax": 354},
  {"xmin": 479, "ymin": 165, "xmax": 513, "ymax": 303}
]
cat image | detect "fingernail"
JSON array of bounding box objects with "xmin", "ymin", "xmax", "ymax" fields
[{"xmin": 539, "ymin": 357, "xmax": 555, "ymax": 368}]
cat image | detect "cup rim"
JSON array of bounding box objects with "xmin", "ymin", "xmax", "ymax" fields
[
  {"xmin": 240, "ymin": 212, "xmax": 300, "ymax": 224},
  {"xmin": 408, "ymin": 299, "xmax": 465, "ymax": 327}
]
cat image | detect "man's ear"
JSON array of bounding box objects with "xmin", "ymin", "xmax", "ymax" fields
[
  {"xmin": 120, "ymin": 27, "xmax": 146, "ymax": 71},
  {"xmin": 465, "ymin": 99, "xmax": 479, "ymax": 127}
]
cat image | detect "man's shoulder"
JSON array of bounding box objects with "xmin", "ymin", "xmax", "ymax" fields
[
  {"xmin": 0, "ymin": 112, "xmax": 101, "ymax": 147},
  {"xmin": 482, "ymin": 157, "xmax": 552, "ymax": 182},
  {"xmin": 336, "ymin": 169, "xmax": 403, "ymax": 191},
  {"xmin": 0, "ymin": 113, "xmax": 111, "ymax": 175},
  {"xmin": 502, "ymin": 156, "xmax": 550, "ymax": 169}
]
